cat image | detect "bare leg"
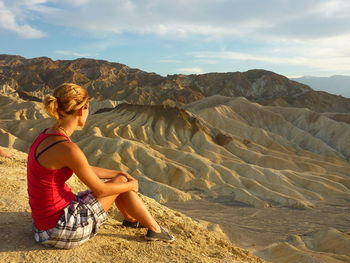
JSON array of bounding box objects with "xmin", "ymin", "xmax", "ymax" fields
[
  {"xmin": 95, "ymin": 175, "xmax": 125, "ymax": 212},
  {"xmin": 116, "ymin": 191, "xmax": 160, "ymax": 232},
  {"xmin": 96, "ymin": 175, "xmax": 161, "ymax": 233},
  {"xmin": 115, "ymin": 195, "xmax": 137, "ymax": 222}
]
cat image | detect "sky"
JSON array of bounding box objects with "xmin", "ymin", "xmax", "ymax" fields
[{"xmin": 1, "ymin": 0, "xmax": 350, "ymax": 79}]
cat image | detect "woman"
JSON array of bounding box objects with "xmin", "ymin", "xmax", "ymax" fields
[{"xmin": 27, "ymin": 83, "xmax": 174, "ymax": 249}]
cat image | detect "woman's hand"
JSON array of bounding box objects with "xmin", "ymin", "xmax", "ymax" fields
[
  {"xmin": 128, "ymin": 179, "xmax": 139, "ymax": 193},
  {"xmin": 118, "ymin": 171, "xmax": 136, "ymax": 182},
  {"xmin": 119, "ymin": 172, "xmax": 138, "ymax": 192}
]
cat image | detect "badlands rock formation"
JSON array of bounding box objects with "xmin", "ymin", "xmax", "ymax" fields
[
  {"xmin": 0, "ymin": 94, "xmax": 48, "ymax": 120},
  {"xmin": 1, "ymin": 96, "xmax": 349, "ymax": 209},
  {"xmin": 322, "ymin": 112, "xmax": 350, "ymax": 125},
  {"xmin": 255, "ymin": 227, "xmax": 350, "ymax": 263},
  {"xmin": 166, "ymin": 198, "xmax": 350, "ymax": 263}
]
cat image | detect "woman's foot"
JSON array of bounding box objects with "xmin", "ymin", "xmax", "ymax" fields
[{"xmin": 145, "ymin": 226, "xmax": 175, "ymax": 242}]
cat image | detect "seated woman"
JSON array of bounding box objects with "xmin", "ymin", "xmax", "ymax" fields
[{"xmin": 27, "ymin": 83, "xmax": 174, "ymax": 249}]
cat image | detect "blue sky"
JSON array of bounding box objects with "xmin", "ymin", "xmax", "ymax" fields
[{"xmin": 1, "ymin": 0, "xmax": 350, "ymax": 79}]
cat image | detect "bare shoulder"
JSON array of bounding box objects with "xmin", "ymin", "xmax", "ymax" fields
[
  {"xmin": 57, "ymin": 140, "xmax": 89, "ymax": 166},
  {"xmin": 58, "ymin": 139, "xmax": 80, "ymax": 152},
  {"xmin": 56, "ymin": 140, "xmax": 84, "ymax": 159},
  {"xmin": 35, "ymin": 136, "xmax": 84, "ymax": 169}
]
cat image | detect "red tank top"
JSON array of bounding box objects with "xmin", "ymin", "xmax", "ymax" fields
[{"xmin": 27, "ymin": 129, "xmax": 75, "ymax": 230}]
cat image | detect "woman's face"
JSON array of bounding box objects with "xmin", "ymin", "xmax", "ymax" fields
[{"xmin": 78, "ymin": 103, "xmax": 89, "ymax": 127}]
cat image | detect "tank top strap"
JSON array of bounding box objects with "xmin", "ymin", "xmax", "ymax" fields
[
  {"xmin": 35, "ymin": 139, "xmax": 69, "ymax": 159},
  {"xmin": 32, "ymin": 128, "xmax": 71, "ymax": 153}
]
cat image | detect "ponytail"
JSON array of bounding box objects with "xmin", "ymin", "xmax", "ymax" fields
[{"xmin": 43, "ymin": 95, "xmax": 60, "ymax": 120}]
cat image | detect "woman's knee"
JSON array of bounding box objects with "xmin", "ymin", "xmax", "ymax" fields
[{"xmin": 110, "ymin": 174, "xmax": 128, "ymax": 184}]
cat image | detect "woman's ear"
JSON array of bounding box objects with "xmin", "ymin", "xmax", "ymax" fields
[{"xmin": 76, "ymin": 107, "xmax": 83, "ymax": 116}]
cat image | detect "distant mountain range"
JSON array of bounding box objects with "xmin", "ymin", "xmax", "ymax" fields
[
  {"xmin": 291, "ymin": 75, "xmax": 350, "ymax": 98},
  {"xmin": 1, "ymin": 54, "xmax": 350, "ymax": 113}
]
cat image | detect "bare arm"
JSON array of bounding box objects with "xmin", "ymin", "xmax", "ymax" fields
[
  {"xmin": 90, "ymin": 166, "xmax": 136, "ymax": 181},
  {"xmin": 90, "ymin": 166, "xmax": 120, "ymax": 179},
  {"xmin": 58, "ymin": 143, "xmax": 137, "ymax": 197}
]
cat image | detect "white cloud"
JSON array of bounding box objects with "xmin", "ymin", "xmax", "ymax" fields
[
  {"xmin": 191, "ymin": 51, "xmax": 309, "ymax": 67},
  {"xmin": 55, "ymin": 50, "xmax": 96, "ymax": 57},
  {"xmin": 313, "ymin": 0, "xmax": 350, "ymax": 17},
  {"xmin": 34, "ymin": 0, "xmax": 348, "ymax": 40},
  {"xmin": 39, "ymin": 1, "xmax": 273, "ymax": 39},
  {"xmin": 176, "ymin": 67, "xmax": 203, "ymax": 74},
  {"xmin": 0, "ymin": 0, "xmax": 45, "ymax": 38},
  {"xmin": 62, "ymin": 0, "xmax": 91, "ymax": 6},
  {"xmin": 286, "ymin": 74, "xmax": 304, "ymax": 79},
  {"xmin": 193, "ymin": 59, "xmax": 218, "ymax": 64},
  {"xmin": 5, "ymin": 0, "xmax": 350, "ymax": 41},
  {"xmin": 190, "ymin": 33, "xmax": 350, "ymax": 73},
  {"xmin": 159, "ymin": 59, "xmax": 181, "ymax": 63}
]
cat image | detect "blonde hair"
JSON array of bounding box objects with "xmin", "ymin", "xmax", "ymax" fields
[{"xmin": 43, "ymin": 83, "xmax": 89, "ymax": 120}]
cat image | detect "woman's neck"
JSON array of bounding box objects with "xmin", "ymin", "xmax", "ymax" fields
[
  {"xmin": 51, "ymin": 119, "xmax": 77, "ymax": 138},
  {"xmin": 57, "ymin": 126, "xmax": 70, "ymax": 137}
]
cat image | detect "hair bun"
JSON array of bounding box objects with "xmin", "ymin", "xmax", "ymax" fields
[
  {"xmin": 43, "ymin": 95, "xmax": 59, "ymax": 119},
  {"xmin": 46, "ymin": 95, "xmax": 57, "ymax": 102}
]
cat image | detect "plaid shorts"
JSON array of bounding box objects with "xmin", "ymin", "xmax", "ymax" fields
[{"xmin": 33, "ymin": 190, "xmax": 108, "ymax": 249}]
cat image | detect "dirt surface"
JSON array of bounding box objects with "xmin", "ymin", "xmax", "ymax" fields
[{"xmin": 0, "ymin": 149, "xmax": 265, "ymax": 263}]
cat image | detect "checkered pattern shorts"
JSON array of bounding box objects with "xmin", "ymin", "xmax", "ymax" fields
[{"xmin": 33, "ymin": 190, "xmax": 108, "ymax": 249}]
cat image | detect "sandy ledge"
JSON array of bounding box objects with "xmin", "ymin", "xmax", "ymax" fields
[{"xmin": 0, "ymin": 148, "xmax": 264, "ymax": 263}]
